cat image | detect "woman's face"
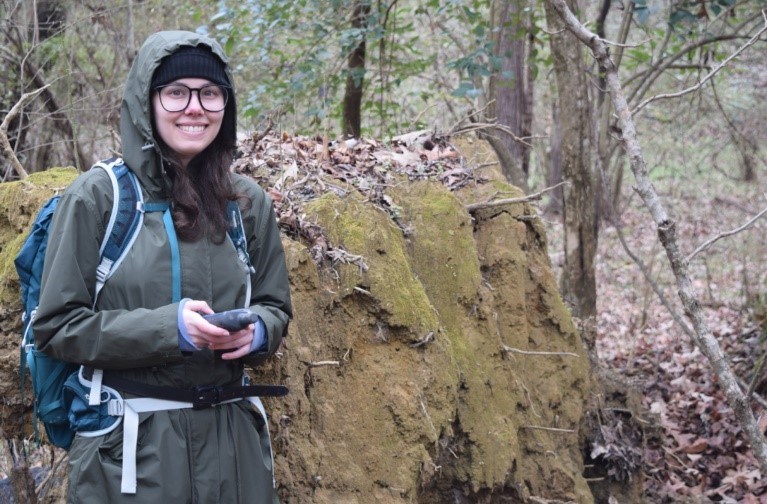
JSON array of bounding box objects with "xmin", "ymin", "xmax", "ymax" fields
[{"xmin": 152, "ymin": 77, "xmax": 224, "ymax": 168}]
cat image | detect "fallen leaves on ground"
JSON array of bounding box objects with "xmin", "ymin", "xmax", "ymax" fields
[{"xmin": 574, "ymin": 176, "xmax": 767, "ymax": 503}]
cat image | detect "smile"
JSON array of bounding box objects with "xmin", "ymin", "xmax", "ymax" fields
[{"xmin": 178, "ymin": 125, "xmax": 207, "ymax": 133}]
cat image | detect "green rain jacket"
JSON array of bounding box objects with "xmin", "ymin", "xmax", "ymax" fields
[{"xmin": 33, "ymin": 31, "xmax": 292, "ymax": 503}]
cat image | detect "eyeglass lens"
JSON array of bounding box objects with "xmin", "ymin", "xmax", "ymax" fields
[{"xmin": 158, "ymin": 84, "xmax": 228, "ymax": 112}]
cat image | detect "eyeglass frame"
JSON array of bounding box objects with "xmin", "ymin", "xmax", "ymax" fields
[{"xmin": 154, "ymin": 83, "xmax": 230, "ymax": 113}]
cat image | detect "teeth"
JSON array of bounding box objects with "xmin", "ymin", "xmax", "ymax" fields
[{"xmin": 179, "ymin": 125, "xmax": 205, "ymax": 133}]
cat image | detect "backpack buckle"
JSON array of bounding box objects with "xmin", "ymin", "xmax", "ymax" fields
[
  {"xmin": 192, "ymin": 385, "xmax": 222, "ymax": 410},
  {"xmin": 108, "ymin": 398, "xmax": 125, "ymax": 416}
]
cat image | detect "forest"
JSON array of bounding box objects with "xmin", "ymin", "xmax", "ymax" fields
[{"xmin": 1, "ymin": 0, "xmax": 767, "ymax": 502}]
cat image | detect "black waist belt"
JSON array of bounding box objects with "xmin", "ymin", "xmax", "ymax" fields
[{"xmin": 101, "ymin": 374, "xmax": 289, "ymax": 410}]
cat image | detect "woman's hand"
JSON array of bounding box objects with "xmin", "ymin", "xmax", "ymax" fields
[{"xmin": 182, "ymin": 300, "xmax": 255, "ymax": 359}]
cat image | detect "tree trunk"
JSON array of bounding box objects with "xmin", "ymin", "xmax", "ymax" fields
[
  {"xmin": 546, "ymin": 100, "xmax": 564, "ymax": 215},
  {"xmin": 543, "ymin": 0, "xmax": 598, "ymax": 322},
  {"xmin": 488, "ymin": 0, "xmax": 532, "ymax": 190},
  {"xmin": 342, "ymin": 0, "xmax": 371, "ymax": 139}
]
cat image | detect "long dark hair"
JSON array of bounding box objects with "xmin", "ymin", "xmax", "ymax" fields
[{"xmin": 156, "ymin": 90, "xmax": 239, "ymax": 243}]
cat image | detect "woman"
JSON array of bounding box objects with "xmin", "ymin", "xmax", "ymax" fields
[{"xmin": 34, "ymin": 31, "xmax": 291, "ymax": 503}]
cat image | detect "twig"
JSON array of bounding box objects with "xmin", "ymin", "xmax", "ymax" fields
[
  {"xmin": 446, "ymin": 101, "xmax": 495, "ymax": 136},
  {"xmin": 610, "ymin": 214, "xmax": 694, "ymax": 340},
  {"xmin": 308, "ymin": 360, "xmax": 340, "ymax": 368},
  {"xmin": 411, "ymin": 104, "xmax": 436, "ymax": 129},
  {"xmin": 521, "ymin": 425, "xmax": 575, "ymax": 433},
  {"xmin": 0, "ymin": 85, "xmax": 50, "ymax": 179},
  {"xmin": 631, "ymin": 12, "xmax": 767, "ymax": 115},
  {"xmin": 517, "ymin": 377, "xmax": 540, "ymax": 418},
  {"xmin": 603, "ymin": 407, "xmax": 651, "ymax": 425},
  {"xmin": 451, "ymin": 121, "xmax": 537, "ymax": 147},
  {"xmin": 601, "ymin": 37, "xmax": 651, "ymax": 48},
  {"xmin": 747, "ymin": 354, "xmax": 766, "ymax": 400},
  {"xmin": 36, "ymin": 450, "xmax": 67, "ymax": 497},
  {"xmin": 686, "ymin": 202, "xmax": 767, "ymax": 262},
  {"xmin": 663, "ymin": 445, "xmax": 693, "ymax": 471},
  {"xmin": 252, "ymin": 115, "xmax": 275, "ymax": 143},
  {"xmin": 738, "ymin": 377, "xmax": 767, "ymax": 409},
  {"xmin": 501, "ymin": 344, "xmax": 579, "ymax": 358},
  {"xmin": 465, "ymin": 181, "xmax": 569, "ymax": 213},
  {"xmin": 409, "ymin": 331, "xmax": 435, "ymax": 348},
  {"xmin": 528, "ymin": 497, "xmax": 576, "ymax": 504},
  {"xmin": 418, "ymin": 396, "xmax": 438, "ymax": 441},
  {"xmin": 540, "ymin": 26, "xmax": 566, "ymax": 36}
]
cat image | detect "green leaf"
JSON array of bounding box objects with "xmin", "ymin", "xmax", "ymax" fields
[
  {"xmin": 626, "ymin": 47, "xmax": 651, "ymax": 63},
  {"xmin": 669, "ymin": 9, "xmax": 697, "ymax": 28},
  {"xmin": 634, "ymin": 6, "xmax": 650, "ymax": 25},
  {"xmin": 452, "ymin": 81, "xmax": 481, "ymax": 98}
]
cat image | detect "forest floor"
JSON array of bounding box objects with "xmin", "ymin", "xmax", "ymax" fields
[{"xmin": 544, "ymin": 168, "xmax": 767, "ymax": 503}]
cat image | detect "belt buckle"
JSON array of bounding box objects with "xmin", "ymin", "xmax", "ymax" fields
[{"xmin": 192, "ymin": 385, "xmax": 222, "ymax": 410}]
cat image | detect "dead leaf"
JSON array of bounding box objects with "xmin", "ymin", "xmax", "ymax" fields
[{"xmin": 680, "ymin": 438, "xmax": 708, "ymax": 454}]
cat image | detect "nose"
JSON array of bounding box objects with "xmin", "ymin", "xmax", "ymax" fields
[{"xmin": 185, "ymin": 90, "xmax": 204, "ymax": 114}]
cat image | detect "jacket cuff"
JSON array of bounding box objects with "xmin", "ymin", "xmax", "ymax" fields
[
  {"xmin": 249, "ymin": 316, "xmax": 267, "ymax": 353},
  {"xmin": 177, "ymin": 298, "xmax": 200, "ymax": 352}
]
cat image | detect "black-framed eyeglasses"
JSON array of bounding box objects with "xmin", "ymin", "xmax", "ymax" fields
[{"xmin": 155, "ymin": 84, "xmax": 229, "ymax": 113}]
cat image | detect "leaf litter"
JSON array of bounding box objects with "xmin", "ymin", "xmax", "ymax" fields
[
  {"xmin": 232, "ymin": 131, "xmax": 483, "ymax": 268},
  {"xmin": 576, "ymin": 177, "xmax": 767, "ymax": 503}
]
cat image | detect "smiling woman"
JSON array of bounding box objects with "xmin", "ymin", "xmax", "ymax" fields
[{"xmin": 32, "ymin": 31, "xmax": 292, "ymax": 503}]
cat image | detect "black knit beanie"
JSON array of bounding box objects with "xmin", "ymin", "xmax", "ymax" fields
[{"xmin": 151, "ymin": 46, "xmax": 229, "ymax": 88}]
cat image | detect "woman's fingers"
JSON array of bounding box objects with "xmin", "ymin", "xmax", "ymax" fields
[{"xmin": 209, "ymin": 326, "xmax": 253, "ymax": 351}]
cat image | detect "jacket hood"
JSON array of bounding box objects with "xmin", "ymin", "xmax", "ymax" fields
[{"xmin": 120, "ymin": 31, "xmax": 236, "ymax": 197}]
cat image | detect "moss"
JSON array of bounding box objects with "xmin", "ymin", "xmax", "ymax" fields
[
  {"xmin": 0, "ymin": 168, "xmax": 78, "ymax": 307},
  {"xmin": 389, "ymin": 181, "xmax": 481, "ymax": 355},
  {"xmin": 305, "ymin": 192, "xmax": 439, "ymax": 333}
]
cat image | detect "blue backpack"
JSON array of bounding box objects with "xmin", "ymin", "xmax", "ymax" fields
[
  {"xmin": 15, "ymin": 157, "xmax": 253, "ymax": 449},
  {"xmin": 16, "ymin": 158, "xmax": 148, "ymax": 449}
]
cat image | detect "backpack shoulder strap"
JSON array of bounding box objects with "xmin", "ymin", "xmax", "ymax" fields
[
  {"xmin": 88, "ymin": 158, "xmax": 176, "ymax": 406},
  {"xmin": 92, "ymin": 157, "xmax": 145, "ymax": 305},
  {"xmin": 226, "ymin": 201, "xmax": 255, "ymax": 307}
]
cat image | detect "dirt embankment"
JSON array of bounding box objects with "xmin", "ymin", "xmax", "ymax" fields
[{"xmin": 0, "ymin": 136, "xmax": 595, "ymax": 503}]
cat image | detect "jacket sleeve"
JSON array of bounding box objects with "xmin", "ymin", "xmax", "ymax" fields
[
  {"xmin": 32, "ymin": 171, "xmax": 183, "ymax": 369},
  {"xmin": 238, "ymin": 178, "xmax": 292, "ymax": 367}
]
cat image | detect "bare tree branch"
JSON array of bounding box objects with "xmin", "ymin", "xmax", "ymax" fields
[
  {"xmin": 0, "ymin": 85, "xmax": 51, "ymax": 179},
  {"xmin": 687, "ymin": 202, "xmax": 767, "ymax": 262},
  {"xmin": 631, "ymin": 12, "xmax": 767, "ymax": 116},
  {"xmin": 625, "ymin": 10, "xmax": 764, "ymax": 107},
  {"xmin": 465, "ymin": 181, "xmax": 568, "ymax": 213},
  {"xmin": 546, "ymin": 0, "xmax": 767, "ymax": 474},
  {"xmin": 501, "ymin": 344, "xmax": 579, "ymax": 358}
]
